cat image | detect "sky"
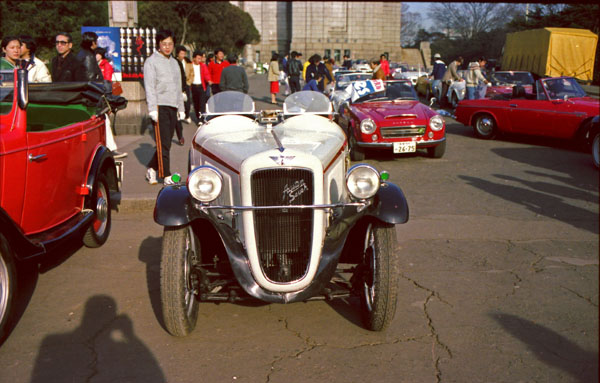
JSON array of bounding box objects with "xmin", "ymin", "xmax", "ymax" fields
[{"xmin": 405, "ymin": 2, "xmax": 435, "ymax": 29}]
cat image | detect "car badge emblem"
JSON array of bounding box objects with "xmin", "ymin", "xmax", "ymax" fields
[
  {"xmin": 269, "ymin": 155, "xmax": 295, "ymax": 165},
  {"xmin": 283, "ymin": 179, "xmax": 309, "ymax": 204}
]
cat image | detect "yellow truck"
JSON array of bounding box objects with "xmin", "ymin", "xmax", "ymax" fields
[{"xmin": 502, "ymin": 28, "xmax": 598, "ymax": 82}]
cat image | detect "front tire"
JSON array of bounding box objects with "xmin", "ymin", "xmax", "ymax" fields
[
  {"xmin": 473, "ymin": 113, "xmax": 497, "ymax": 140},
  {"xmin": 83, "ymin": 173, "xmax": 111, "ymax": 248},
  {"xmin": 360, "ymin": 222, "xmax": 399, "ymax": 331},
  {"xmin": 427, "ymin": 140, "xmax": 446, "ymax": 158},
  {"xmin": 591, "ymin": 132, "xmax": 599, "ymax": 168},
  {"xmin": 451, "ymin": 93, "xmax": 459, "ymax": 109},
  {"xmin": 0, "ymin": 235, "xmax": 16, "ymax": 344},
  {"xmin": 160, "ymin": 225, "xmax": 200, "ymax": 337},
  {"xmin": 349, "ymin": 135, "xmax": 365, "ymax": 161}
]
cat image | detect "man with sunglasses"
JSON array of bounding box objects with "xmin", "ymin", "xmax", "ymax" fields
[{"xmin": 51, "ymin": 32, "xmax": 85, "ymax": 82}]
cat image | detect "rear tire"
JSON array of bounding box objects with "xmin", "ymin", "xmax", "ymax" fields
[
  {"xmin": 0, "ymin": 235, "xmax": 16, "ymax": 344},
  {"xmin": 83, "ymin": 173, "xmax": 111, "ymax": 248},
  {"xmin": 592, "ymin": 132, "xmax": 599, "ymax": 169},
  {"xmin": 451, "ymin": 93, "xmax": 459, "ymax": 109},
  {"xmin": 427, "ymin": 140, "xmax": 446, "ymax": 158},
  {"xmin": 161, "ymin": 225, "xmax": 200, "ymax": 337},
  {"xmin": 473, "ymin": 114, "xmax": 497, "ymax": 140},
  {"xmin": 360, "ymin": 222, "xmax": 399, "ymax": 331}
]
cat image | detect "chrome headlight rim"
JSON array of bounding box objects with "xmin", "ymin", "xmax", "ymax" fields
[
  {"xmin": 429, "ymin": 115, "xmax": 444, "ymax": 131},
  {"xmin": 360, "ymin": 118, "xmax": 377, "ymax": 134},
  {"xmin": 345, "ymin": 164, "xmax": 381, "ymax": 200},
  {"xmin": 187, "ymin": 165, "xmax": 223, "ymax": 203}
]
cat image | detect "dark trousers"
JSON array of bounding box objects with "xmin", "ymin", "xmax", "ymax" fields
[
  {"xmin": 183, "ymin": 85, "xmax": 191, "ymax": 118},
  {"xmin": 191, "ymin": 84, "xmax": 208, "ymax": 119},
  {"xmin": 148, "ymin": 106, "xmax": 177, "ymax": 178},
  {"xmin": 289, "ymin": 75, "xmax": 301, "ymax": 93},
  {"xmin": 441, "ymin": 81, "xmax": 450, "ymax": 107},
  {"xmin": 211, "ymin": 83, "xmax": 221, "ymax": 95}
]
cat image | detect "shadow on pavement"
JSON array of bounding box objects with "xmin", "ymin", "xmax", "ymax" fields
[
  {"xmin": 133, "ymin": 142, "xmax": 156, "ymax": 168},
  {"xmin": 491, "ymin": 312, "xmax": 599, "ymax": 383},
  {"xmin": 138, "ymin": 236, "xmax": 165, "ymax": 331},
  {"xmin": 30, "ymin": 295, "xmax": 165, "ymax": 383},
  {"xmin": 326, "ymin": 297, "xmax": 364, "ymax": 329}
]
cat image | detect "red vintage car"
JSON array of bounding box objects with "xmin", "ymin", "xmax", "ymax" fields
[
  {"xmin": 0, "ymin": 67, "xmax": 125, "ymax": 342},
  {"xmin": 484, "ymin": 71, "xmax": 535, "ymax": 98},
  {"xmin": 455, "ymin": 76, "xmax": 599, "ymax": 167},
  {"xmin": 338, "ymin": 79, "xmax": 446, "ymax": 160}
]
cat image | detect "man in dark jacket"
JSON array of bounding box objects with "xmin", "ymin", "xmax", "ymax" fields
[
  {"xmin": 219, "ymin": 54, "xmax": 249, "ymax": 93},
  {"xmin": 51, "ymin": 32, "xmax": 86, "ymax": 82},
  {"xmin": 287, "ymin": 51, "xmax": 302, "ymax": 94},
  {"xmin": 76, "ymin": 31, "xmax": 103, "ymax": 82}
]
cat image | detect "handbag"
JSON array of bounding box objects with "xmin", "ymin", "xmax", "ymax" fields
[{"xmin": 111, "ymin": 73, "xmax": 123, "ymax": 96}]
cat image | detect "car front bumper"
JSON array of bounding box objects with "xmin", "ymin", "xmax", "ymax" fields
[{"xmin": 356, "ymin": 136, "xmax": 446, "ymax": 148}]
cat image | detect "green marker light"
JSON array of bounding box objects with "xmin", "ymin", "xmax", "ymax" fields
[
  {"xmin": 171, "ymin": 173, "xmax": 181, "ymax": 183},
  {"xmin": 380, "ymin": 171, "xmax": 389, "ymax": 181}
]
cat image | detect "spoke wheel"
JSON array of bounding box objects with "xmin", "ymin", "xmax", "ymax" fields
[
  {"xmin": 83, "ymin": 174, "xmax": 111, "ymax": 248},
  {"xmin": 473, "ymin": 114, "xmax": 497, "ymax": 140},
  {"xmin": 360, "ymin": 222, "xmax": 399, "ymax": 331},
  {"xmin": 0, "ymin": 236, "xmax": 16, "ymax": 344},
  {"xmin": 592, "ymin": 132, "xmax": 599, "ymax": 169},
  {"xmin": 161, "ymin": 225, "xmax": 200, "ymax": 337}
]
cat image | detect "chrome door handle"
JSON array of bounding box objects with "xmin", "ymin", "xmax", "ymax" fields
[
  {"xmin": 28, "ymin": 153, "xmax": 47, "ymax": 162},
  {"xmin": 509, "ymin": 104, "xmax": 517, "ymax": 108}
]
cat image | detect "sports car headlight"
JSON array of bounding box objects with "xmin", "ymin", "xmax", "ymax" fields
[
  {"xmin": 346, "ymin": 164, "xmax": 380, "ymax": 200},
  {"xmin": 360, "ymin": 118, "xmax": 377, "ymax": 134},
  {"xmin": 429, "ymin": 115, "xmax": 444, "ymax": 131},
  {"xmin": 187, "ymin": 166, "xmax": 223, "ymax": 202}
]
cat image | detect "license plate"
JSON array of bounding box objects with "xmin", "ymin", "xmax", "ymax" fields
[{"xmin": 393, "ymin": 142, "xmax": 416, "ymax": 153}]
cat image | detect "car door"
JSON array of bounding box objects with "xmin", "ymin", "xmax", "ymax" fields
[{"xmin": 21, "ymin": 115, "xmax": 85, "ymax": 234}]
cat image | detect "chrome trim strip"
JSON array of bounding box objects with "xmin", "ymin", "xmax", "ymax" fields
[
  {"xmin": 197, "ymin": 202, "xmax": 369, "ymax": 210},
  {"xmin": 460, "ymin": 104, "xmax": 586, "ymax": 117}
]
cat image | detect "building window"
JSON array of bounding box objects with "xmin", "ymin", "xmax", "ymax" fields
[
  {"xmin": 344, "ymin": 49, "xmax": 351, "ymax": 59},
  {"xmin": 334, "ymin": 49, "xmax": 341, "ymax": 63},
  {"xmin": 255, "ymin": 51, "xmax": 260, "ymax": 63},
  {"xmin": 324, "ymin": 49, "xmax": 331, "ymax": 59}
]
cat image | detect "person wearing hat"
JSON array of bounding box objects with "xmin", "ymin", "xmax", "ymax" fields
[{"xmin": 430, "ymin": 53, "xmax": 446, "ymax": 101}]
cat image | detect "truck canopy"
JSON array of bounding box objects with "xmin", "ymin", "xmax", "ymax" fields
[{"xmin": 502, "ymin": 28, "xmax": 598, "ymax": 81}]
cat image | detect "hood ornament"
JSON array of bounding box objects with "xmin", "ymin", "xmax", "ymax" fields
[{"xmin": 269, "ymin": 155, "xmax": 295, "ymax": 166}]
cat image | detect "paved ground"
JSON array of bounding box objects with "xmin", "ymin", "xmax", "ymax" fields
[{"xmin": 0, "ymin": 74, "xmax": 597, "ymax": 382}]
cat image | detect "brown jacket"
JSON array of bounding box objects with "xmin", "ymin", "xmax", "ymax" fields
[
  {"xmin": 182, "ymin": 60, "xmax": 194, "ymax": 86},
  {"xmin": 372, "ymin": 67, "xmax": 386, "ymax": 81}
]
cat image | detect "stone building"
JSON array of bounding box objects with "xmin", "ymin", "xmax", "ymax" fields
[{"xmin": 231, "ymin": 1, "xmax": 406, "ymax": 65}]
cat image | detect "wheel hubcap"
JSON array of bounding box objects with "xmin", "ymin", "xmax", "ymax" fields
[
  {"xmin": 477, "ymin": 117, "xmax": 493, "ymax": 135},
  {"xmin": 0, "ymin": 255, "xmax": 10, "ymax": 323},
  {"xmin": 184, "ymin": 227, "xmax": 198, "ymax": 317}
]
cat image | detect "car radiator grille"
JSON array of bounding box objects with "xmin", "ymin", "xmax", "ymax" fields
[
  {"xmin": 251, "ymin": 168, "xmax": 314, "ymax": 283},
  {"xmin": 380, "ymin": 125, "xmax": 426, "ymax": 138}
]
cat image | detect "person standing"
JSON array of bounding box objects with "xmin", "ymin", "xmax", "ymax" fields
[
  {"xmin": 176, "ymin": 45, "xmax": 193, "ymax": 124},
  {"xmin": 219, "ymin": 54, "xmax": 249, "ymax": 94},
  {"xmin": 191, "ymin": 50, "xmax": 211, "ymax": 122},
  {"xmin": 287, "ymin": 51, "xmax": 302, "ymax": 94},
  {"xmin": 143, "ymin": 29, "xmax": 184, "ymax": 185},
  {"xmin": 174, "ymin": 49, "xmax": 187, "ymax": 146},
  {"xmin": 304, "ymin": 54, "xmax": 319, "ymax": 87},
  {"xmin": 95, "ymin": 47, "xmax": 113, "ymax": 82},
  {"xmin": 441, "ymin": 56, "xmax": 464, "ymax": 107},
  {"xmin": 267, "ymin": 53, "xmax": 280, "ymax": 104},
  {"xmin": 342, "ymin": 54, "xmax": 352, "ymax": 70},
  {"xmin": 77, "ymin": 31, "xmax": 103, "ymax": 82},
  {"xmin": 1, "ymin": 36, "xmax": 21, "ymax": 70},
  {"xmin": 317, "ymin": 57, "xmax": 332, "ymax": 92},
  {"xmin": 19, "ymin": 35, "xmax": 52, "ymax": 82},
  {"xmin": 370, "ymin": 58, "xmax": 386, "ymax": 80},
  {"xmin": 430, "ymin": 53, "xmax": 446, "ymax": 100},
  {"xmin": 51, "ymin": 32, "xmax": 86, "ymax": 82},
  {"xmin": 208, "ymin": 48, "xmax": 229, "ymax": 95},
  {"xmin": 380, "ymin": 54, "xmax": 390, "ymax": 79},
  {"xmin": 324, "ymin": 58, "xmax": 335, "ymax": 94},
  {"xmin": 466, "ymin": 57, "xmax": 489, "ymax": 100}
]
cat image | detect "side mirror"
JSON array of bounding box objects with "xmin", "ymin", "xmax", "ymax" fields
[
  {"xmin": 17, "ymin": 68, "xmax": 28, "ymax": 110},
  {"xmin": 429, "ymin": 97, "xmax": 436, "ymax": 107}
]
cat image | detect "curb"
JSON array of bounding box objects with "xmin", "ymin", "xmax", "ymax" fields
[{"xmin": 111, "ymin": 193, "xmax": 156, "ymax": 213}]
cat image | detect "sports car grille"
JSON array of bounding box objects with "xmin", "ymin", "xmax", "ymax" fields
[
  {"xmin": 251, "ymin": 168, "xmax": 314, "ymax": 283},
  {"xmin": 380, "ymin": 125, "xmax": 426, "ymax": 138}
]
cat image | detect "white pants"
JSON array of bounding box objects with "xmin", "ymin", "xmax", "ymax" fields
[{"xmin": 105, "ymin": 114, "xmax": 117, "ymax": 151}]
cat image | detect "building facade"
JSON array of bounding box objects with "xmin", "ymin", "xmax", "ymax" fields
[{"xmin": 231, "ymin": 1, "xmax": 404, "ymax": 65}]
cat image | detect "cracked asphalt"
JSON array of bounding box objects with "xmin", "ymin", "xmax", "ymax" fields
[{"xmin": 0, "ymin": 107, "xmax": 598, "ymax": 382}]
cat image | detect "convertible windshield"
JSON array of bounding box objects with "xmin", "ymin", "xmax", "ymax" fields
[
  {"xmin": 335, "ymin": 73, "xmax": 372, "ymax": 90},
  {"xmin": 488, "ymin": 71, "xmax": 534, "ymax": 86},
  {"xmin": 206, "ymin": 91, "xmax": 255, "ymax": 114},
  {"xmin": 542, "ymin": 77, "xmax": 587, "ymax": 100},
  {"xmin": 354, "ymin": 81, "xmax": 417, "ymax": 103},
  {"xmin": 0, "ymin": 70, "xmax": 15, "ymax": 115},
  {"xmin": 283, "ymin": 91, "xmax": 332, "ymax": 114}
]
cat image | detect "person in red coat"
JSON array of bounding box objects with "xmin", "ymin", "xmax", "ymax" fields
[
  {"xmin": 380, "ymin": 54, "xmax": 390, "ymax": 79},
  {"xmin": 95, "ymin": 47, "xmax": 114, "ymax": 82},
  {"xmin": 207, "ymin": 48, "xmax": 229, "ymax": 95}
]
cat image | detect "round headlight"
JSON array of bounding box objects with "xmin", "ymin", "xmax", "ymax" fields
[
  {"xmin": 360, "ymin": 118, "xmax": 377, "ymax": 134},
  {"xmin": 346, "ymin": 164, "xmax": 380, "ymax": 199},
  {"xmin": 429, "ymin": 115, "xmax": 444, "ymax": 131},
  {"xmin": 187, "ymin": 166, "xmax": 223, "ymax": 202}
]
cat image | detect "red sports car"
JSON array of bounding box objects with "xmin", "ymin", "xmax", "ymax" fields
[
  {"xmin": 338, "ymin": 79, "xmax": 446, "ymax": 160},
  {"xmin": 484, "ymin": 71, "xmax": 535, "ymax": 98},
  {"xmin": 455, "ymin": 76, "xmax": 599, "ymax": 166}
]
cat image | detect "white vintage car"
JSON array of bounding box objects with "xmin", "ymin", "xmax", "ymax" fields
[{"xmin": 153, "ymin": 91, "xmax": 409, "ymax": 336}]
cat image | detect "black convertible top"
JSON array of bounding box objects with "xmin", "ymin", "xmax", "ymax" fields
[{"xmin": 28, "ymin": 81, "xmax": 128, "ymax": 114}]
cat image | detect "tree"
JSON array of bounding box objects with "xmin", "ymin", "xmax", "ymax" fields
[
  {"xmin": 427, "ymin": 3, "xmax": 523, "ymax": 40},
  {"xmin": 401, "ymin": 4, "xmax": 423, "ymax": 47},
  {"xmin": 139, "ymin": 2, "xmax": 260, "ymax": 54},
  {"xmin": 0, "ymin": 1, "xmax": 108, "ymax": 62}
]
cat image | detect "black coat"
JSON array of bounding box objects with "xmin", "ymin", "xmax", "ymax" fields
[
  {"xmin": 51, "ymin": 51, "xmax": 86, "ymax": 82},
  {"xmin": 76, "ymin": 49, "xmax": 103, "ymax": 82}
]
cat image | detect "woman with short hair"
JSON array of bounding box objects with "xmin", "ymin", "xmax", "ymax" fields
[{"xmin": 267, "ymin": 52, "xmax": 280, "ymax": 104}]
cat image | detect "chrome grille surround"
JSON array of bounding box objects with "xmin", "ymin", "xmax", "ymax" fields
[{"xmin": 380, "ymin": 125, "xmax": 426, "ymax": 138}]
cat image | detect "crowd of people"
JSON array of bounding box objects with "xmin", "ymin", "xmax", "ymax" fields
[{"xmin": 430, "ymin": 53, "xmax": 491, "ymax": 107}]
